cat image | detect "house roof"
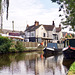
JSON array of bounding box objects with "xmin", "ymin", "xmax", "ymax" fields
[
  {"xmin": 56, "ymin": 27, "xmax": 61, "ymax": 32},
  {"xmin": 25, "ymin": 24, "xmax": 55, "ymax": 32},
  {"xmin": 43, "ymin": 25, "xmax": 54, "ymax": 31},
  {"xmin": 25, "ymin": 25, "xmax": 41, "ymax": 32},
  {"xmin": 9, "ymin": 32, "xmax": 20, "ymax": 36}
]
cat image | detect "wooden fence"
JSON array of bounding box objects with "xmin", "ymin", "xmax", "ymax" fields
[
  {"xmin": 13, "ymin": 41, "xmax": 38, "ymax": 47},
  {"xmin": 23, "ymin": 42, "xmax": 38, "ymax": 47}
]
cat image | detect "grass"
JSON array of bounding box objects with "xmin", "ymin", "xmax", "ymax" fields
[{"xmin": 68, "ymin": 62, "xmax": 75, "ymax": 75}]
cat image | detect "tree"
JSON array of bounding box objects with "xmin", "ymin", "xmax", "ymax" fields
[
  {"xmin": 0, "ymin": 0, "xmax": 9, "ymax": 31},
  {"xmin": 51, "ymin": 0, "xmax": 75, "ymax": 30}
]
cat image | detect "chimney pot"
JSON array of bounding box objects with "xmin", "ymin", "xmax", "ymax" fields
[
  {"xmin": 27, "ymin": 24, "xmax": 29, "ymax": 27},
  {"xmin": 26, "ymin": 24, "xmax": 29, "ymax": 29},
  {"xmin": 52, "ymin": 21, "xmax": 55, "ymax": 26},
  {"xmin": 35, "ymin": 21, "xmax": 39, "ymax": 26}
]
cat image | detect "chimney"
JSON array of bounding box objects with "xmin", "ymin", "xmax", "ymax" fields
[
  {"xmin": 59, "ymin": 24, "xmax": 61, "ymax": 28},
  {"xmin": 27, "ymin": 24, "xmax": 29, "ymax": 27},
  {"xmin": 52, "ymin": 21, "xmax": 55, "ymax": 26},
  {"xmin": 12, "ymin": 21, "xmax": 14, "ymax": 32},
  {"xmin": 26, "ymin": 24, "xmax": 29, "ymax": 29},
  {"xmin": 34, "ymin": 21, "xmax": 39, "ymax": 26}
]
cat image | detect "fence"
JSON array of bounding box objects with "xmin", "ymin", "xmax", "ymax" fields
[
  {"xmin": 23, "ymin": 42, "xmax": 38, "ymax": 47},
  {"xmin": 13, "ymin": 41, "xmax": 38, "ymax": 47}
]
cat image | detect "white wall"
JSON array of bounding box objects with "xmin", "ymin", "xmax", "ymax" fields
[
  {"xmin": 56, "ymin": 31, "xmax": 62, "ymax": 40},
  {"xmin": 36, "ymin": 25, "xmax": 47, "ymax": 38},
  {"xmin": 47, "ymin": 31, "xmax": 53, "ymax": 39}
]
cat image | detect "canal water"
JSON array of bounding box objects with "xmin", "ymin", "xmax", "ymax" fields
[{"xmin": 0, "ymin": 51, "xmax": 74, "ymax": 75}]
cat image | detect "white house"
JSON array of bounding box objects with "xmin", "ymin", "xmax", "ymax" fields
[{"xmin": 25, "ymin": 21, "xmax": 62, "ymax": 44}]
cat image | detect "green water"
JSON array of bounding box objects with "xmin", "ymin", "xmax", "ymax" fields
[{"xmin": 0, "ymin": 52, "xmax": 73, "ymax": 75}]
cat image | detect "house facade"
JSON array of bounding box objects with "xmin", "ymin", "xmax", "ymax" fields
[
  {"xmin": 25, "ymin": 21, "xmax": 62, "ymax": 45},
  {"xmin": 25, "ymin": 21, "xmax": 47, "ymax": 42}
]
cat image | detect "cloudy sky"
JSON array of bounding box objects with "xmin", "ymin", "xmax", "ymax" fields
[{"xmin": 3, "ymin": 0, "xmax": 61, "ymax": 31}]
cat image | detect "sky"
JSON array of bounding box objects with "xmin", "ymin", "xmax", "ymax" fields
[{"xmin": 3, "ymin": 0, "xmax": 61, "ymax": 31}]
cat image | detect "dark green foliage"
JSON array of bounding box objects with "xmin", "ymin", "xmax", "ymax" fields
[
  {"xmin": 15, "ymin": 41, "xmax": 25, "ymax": 52},
  {"xmin": 51, "ymin": 0, "xmax": 75, "ymax": 30},
  {"xmin": 0, "ymin": 36, "xmax": 12, "ymax": 53}
]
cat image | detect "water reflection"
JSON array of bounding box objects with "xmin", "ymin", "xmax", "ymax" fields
[{"xmin": 0, "ymin": 52, "xmax": 74, "ymax": 75}]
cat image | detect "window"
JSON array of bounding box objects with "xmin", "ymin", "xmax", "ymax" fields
[
  {"xmin": 32, "ymin": 33, "xmax": 34, "ymax": 36},
  {"xmin": 69, "ymin": 28, "xmax": 72, "ymax": 31},
  {"xmin": 53, "ymin": 34, "xmax": 58, "ymax": 40},
  {"xmin": 43, "ymin": 33, "xmax": 46, "ymax": 37}
]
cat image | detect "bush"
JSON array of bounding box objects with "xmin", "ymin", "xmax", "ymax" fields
[
  {"xmin": 9, "ymin": 47, "xmax": 17, "ymax": 53},
  {"xmin": 15, "ymin": 41, "xmax": 25, "ymax": 52},
  {"xmin": 0, "ymin": 36, "xmax": 12, "ymax": 53}
]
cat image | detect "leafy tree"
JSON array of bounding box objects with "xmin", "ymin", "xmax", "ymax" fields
[
  {"xmin": 51, "ymin": 0, "xmax": 75, "ymax": 30},
  {"xmin": 0, "ymin": 36, "xmax": 12, "ymax": 53},
  {"xmin": 0, "ymin": 0, "xmax": 9, "ymax": 31},
  {"xmin": 0, "ymin": 0, "xmax": 9, "ymax": 19}
]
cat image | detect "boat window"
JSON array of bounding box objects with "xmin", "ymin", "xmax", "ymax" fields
[
  {"xmin": 64, "ymin": 40, "xmax": 67, "ymax": 47},
  {"xmin": 47, "ymin": 43, "xmax": 58, "ymax": 49},
  {"xmin": 69, "ymin": 39, "xmax": 75, "ymax": 47}
]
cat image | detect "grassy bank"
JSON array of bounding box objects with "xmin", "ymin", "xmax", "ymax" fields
[{"xmin": 68, "ymin": 62, "xmax": 75, "ymax": 75}]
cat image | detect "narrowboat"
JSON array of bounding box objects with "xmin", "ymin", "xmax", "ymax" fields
[
  {"xmin": 43, "ymin": 43, "xmax": 64, "ymax": 55},
  {"xmin": 63, "ymin": 39, "xmax": 75, "ymax": 59}
]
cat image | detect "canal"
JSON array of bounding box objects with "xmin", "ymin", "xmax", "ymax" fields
[{"xmin": 0, "ymin": 51, "xmax": 74, "ymax": 75}]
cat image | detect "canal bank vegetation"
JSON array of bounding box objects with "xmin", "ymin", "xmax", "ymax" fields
[
  {"xmin": 10, "ymin": 41, "xmax": 44, "ymax": 53},
  {"xmin": 68, "ymin": 62, "xmax": 75, "ymax": 75},
  {"xmin": 0, "ymin": 36, "xmax": 12, "ymax": 53},
  {"xmin": 0, "ymin": 36, "xmax": 43, "ymax": 53}
]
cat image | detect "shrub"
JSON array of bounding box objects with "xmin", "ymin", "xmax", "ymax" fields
[
  {"xmin": 15, "ymin": 41, "xmax": 25, "ymax": 52},
  {"xmin": 0, "ymin": 36, "xmax": 12, "ymax": 53}
]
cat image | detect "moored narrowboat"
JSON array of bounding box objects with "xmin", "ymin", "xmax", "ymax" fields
[
  {"xmin": 63, "ymin": 39, "xmax": 75, "ymax": 59},
  {"xmin": 43, "ymin": 43, "xmax": 64, "ymax": 55}
]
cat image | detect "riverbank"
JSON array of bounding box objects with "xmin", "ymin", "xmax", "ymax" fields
[
  {"xmin": 9, "ymin": 47, "xmax": 44, "ymax": 53},
  {"xmin": 68, "ymin": 62, "xmax": 75, "ymax": 75},
  {"xmin": 0, "ymin": 36, "xmax": 44, "ymax": 54},
  {"xmin": 8, "ymin": 41, "xmax": 44, "ymax": 53}
]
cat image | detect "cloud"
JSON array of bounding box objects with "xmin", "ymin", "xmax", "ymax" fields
[{"xmin": 3, "ymin": 0, "xmax": 60, "ymax": 31}]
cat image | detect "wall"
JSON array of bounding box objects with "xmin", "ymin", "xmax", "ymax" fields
[
  {"xmin": 47, "ymin": 31, "xmax": 53, "ymax": 39},
  {"xmin": 57, "ymin": 31, "xmax": 62, "ymax": 40},
  {"xmin": 36, "ymin": 25, "xmax": 47, "ymax": 38}
]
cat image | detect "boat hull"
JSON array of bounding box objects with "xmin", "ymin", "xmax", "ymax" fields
[
  {"xmin": 43, "ymin": 47, "xmax": 62, "ymax": 56},
  {"xmin": 63, "ymin": 48, "xmax": 75, "ymax": 59}
]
